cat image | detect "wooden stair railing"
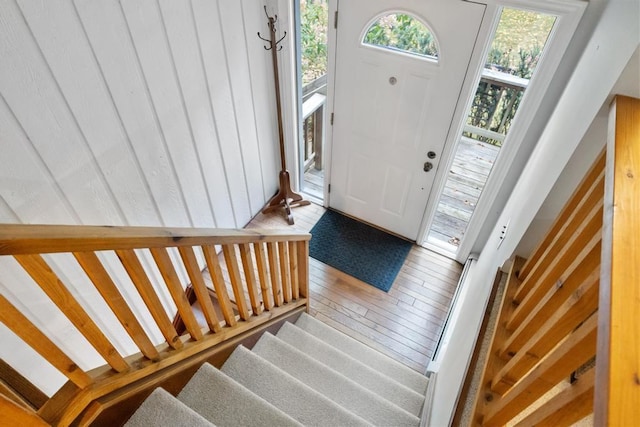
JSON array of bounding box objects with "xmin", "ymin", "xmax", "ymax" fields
[
  {"xmin": 0, "ymin": 225, "xmax": 310, "ymax": 426},
  {"xmin": 470, "ymin": 95, "xmax": 640, "ymax": 425},
  {"xmin": 595, "ymin": 95, "xmax": 640, "ymax": 425}
]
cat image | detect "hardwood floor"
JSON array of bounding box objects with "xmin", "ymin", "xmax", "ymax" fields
[{"xmin": 245, "ymin": 202, "xmax": 463, "ymax": 373}]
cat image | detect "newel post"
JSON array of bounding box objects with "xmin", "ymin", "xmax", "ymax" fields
[{"xmin": 595, "ymin": 95, "xmax": 640, "ymax": 425}]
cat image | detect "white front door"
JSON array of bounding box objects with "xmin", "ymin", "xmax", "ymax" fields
[{"xmin": 329, "ymin": 0, "xmax": 484, "ymax": 240}]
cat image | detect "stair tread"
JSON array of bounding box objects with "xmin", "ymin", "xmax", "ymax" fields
[
  {"xmin": 295, "ymin": 312, "xmax": 429, "ymax": 394},
  {"xmin": 277, "ymin": 322, "xmax": 424, "ymax": 416},
  {"xmin": 253, "ymin": 332, "xmax": 420, "ymax": 426},
  {"xmin": 222, "ymin": 345, "xmax": 371, "ymax": 427},
  {"xmin": 178, "ymin": 363, "xmax": 301, "ymax": 427},
  {"xmin": 125, "ymin": 388, "xmax": 215, "ymax": 427}
]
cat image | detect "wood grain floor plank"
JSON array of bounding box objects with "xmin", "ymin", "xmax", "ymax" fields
[
  {"xmin": 309, "ymin": 286, "xmax": 369, "ymax": 317},
  {"xmin": 311, "ymin": 272, "xmax": 444, "ymax": 338},
  {"xmin": 312, "ymin": 276, "xmax": 442, "ymax": 349},
  {"xmin": 406, "ymin": 255, "xmax": 462, "ymax": 283},
  {"xmin": 246, "ymin": 204, "xmax": 462, "ymax": 373},
  {"xmin": 311, "ymin": 302, "xmax": 431, "ymax": 366}
]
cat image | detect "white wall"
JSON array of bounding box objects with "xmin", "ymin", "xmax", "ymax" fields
[
  {"xmin": 428, "ymin": 0, "xmax": 640, "ymax": 424},
  {"xmin": 515, "ymin": 115, "xmax": 607, "ymax": 257},
  {"xmin": 0, "ymin": 0, "xmax": 281, "ymax": 395}
]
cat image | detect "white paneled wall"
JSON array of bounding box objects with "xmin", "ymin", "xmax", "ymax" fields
[{"xmin": 0, "ymin": 0, "xmax": 284, "ymax": 395}]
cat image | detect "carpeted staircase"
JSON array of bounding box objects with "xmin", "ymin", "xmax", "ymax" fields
[{"xmin": 125, "ymin": 313, "xmax": 429, "ymax": 427}]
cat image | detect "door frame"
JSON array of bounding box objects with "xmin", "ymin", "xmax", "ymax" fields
[
  {"xmin": 420, "ymin": 0, "xmax": 587, "ymax": 262},
  {"xmin": 321, "ymin": 0, "xmax": 339, "ymax": 208},
  {"xmin": 292, "ymin": 0, "xmax": 584, "ymax": 260},
  {"xmin": 324, "ymin": 0, "xmax": 490, "ymax": 243}
]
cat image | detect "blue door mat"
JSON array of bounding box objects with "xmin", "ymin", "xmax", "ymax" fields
[{"xmin": 309, "ymin": 210, "xmax": 412, "ymax": 292}]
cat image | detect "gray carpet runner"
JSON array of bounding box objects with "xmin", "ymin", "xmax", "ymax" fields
[
  {"xmin": 295, "ymin": 313, "xmax": 429, "ymax": 394},
  {"xmin": 126, "ymin": 313, "xmax": 429, "ymax": 427},
  {"xmin": 125, "ymin": 388, "xmax": 214, "ymax": 427},
  {"xmin": 276, "ymin": 321, "xmax": 425, "ymax": 415},
  {"xmin": 252, "ymin": 332, "xmax": 420, "ymax": 426},
  {"xmin": 178, "ymin": 363, "xmax": 302, "ymax": 427},
  {"xmin": 222, "ymin": 345, "xmax": 370, "ymax": 426}
]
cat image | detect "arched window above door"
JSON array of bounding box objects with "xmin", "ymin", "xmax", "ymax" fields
[{"xmin": 362, "ymin": 13, "xmax": 439, "ymax": 60}]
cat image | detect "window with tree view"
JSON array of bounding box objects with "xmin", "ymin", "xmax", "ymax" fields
[
  {"xmin": 427, "ymin": 7, "xmax": 556, "ymax": 253},
  {"xmin": 363, "ymin": 13, "xmax": 438, "ymax": 60},
  {"xmin": 465, "ymin": 9, "xmax": 555, "ymax": 146}
]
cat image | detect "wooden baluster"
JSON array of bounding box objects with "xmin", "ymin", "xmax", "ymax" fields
[
  {"xmin": 513, "ymin": 180, "xmax": 604, "ymax": 306},
  {"xmin": 266, "ymin": 242, "xmax": 283, "ymax": 306},
  {"xmin": 13, "ymin": 254, "xmax": 129, "ymax": 373},
  {"xmin": 178, "ymin": 246, "xmax": 222, "ymax": 333},
  {"xmin": 115, "ymin": 250, "xmax": 183, "ymax": 349},
  {"xmin": 499, "ymin": 243, "xmax": 600, "ymax": 359},
  {"xmin": 297, "ymin": 241, "xmax": 309, "ymax": 299},
  {"xmin": 289, "ymin": 241, "xmax": 299, "ymax": 299},
  {"xmin": 238, "ymin": 244, "xmax": 262, "ymax": 315},
  {"xmin": 253, "ymin": 242, "xmax": 273, "ymax": 310},
  {"xmin": 0, "ymin": 295, "xmax": 93, "ymax": 388},
  {"xmin": 507, "ymin": 201, "xmax": 602, "ymax": 332},
  {"xmin": 519, "ymin": 151, "xmax": 605, "ymax": 281},
  {"xmin": 222, "ymin": 245, "xmax": 250, "ymax": 321},
  {"xmin": 278, "ymin": 242, "xmax": 291, "ymax": 303},
  {"xmin": 202, "ymin": 245, "xmax": 237, "ymax": 327},
  {"xmin": 514, "ymin": 368, "xmax": 595, "ymax": 427},
  {"xmin": 149, "ymin": 248, "xmax": 203, "ymax": 340},
  {"xmin": 483, "ymin": 313, "xmax": 597, "ymax": 427},
  {"xmin": 73, "ymin": 252, "xmax": 160, "ymax": 360}
]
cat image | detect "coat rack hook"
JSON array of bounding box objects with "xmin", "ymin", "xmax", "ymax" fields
[
  {"xmin": 257, "ymin": 7, "xmax": 286, "ymax": 51},
  {"xmin": 263, "ymin": 5, "xmax": 277, "ymax": 22},
  {"xmin": 257, "ymin": 31, "xmax": 272, "ymax": 49}
]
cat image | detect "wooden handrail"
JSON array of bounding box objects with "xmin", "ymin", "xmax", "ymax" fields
[
  {"xmin": 0, "ymin": 224, "xmax": 309, "ymax": 254},
  {"xmin": 0, "ymin": 224, "xmax": 310, "ymax": 425}
]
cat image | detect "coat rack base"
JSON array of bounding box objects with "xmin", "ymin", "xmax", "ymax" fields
[{"xmin": 262, "ymin": 170, "xmax": 310, "ymax": 225}]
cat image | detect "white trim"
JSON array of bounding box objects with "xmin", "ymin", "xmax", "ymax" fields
[
  {"xmin": 275, "ymin": 0, "xmax": 301, "ymax": 191},
  {"xmin": 415, "ymin": 2, "xmax": 499, "ymax": 255},
  {"xmin": 323, "ymin": 0, "xmax": 339, "ymax": 207},
  {"xmin": 454, "ymin": 0, "xmax": 586, "ymax": 261}
]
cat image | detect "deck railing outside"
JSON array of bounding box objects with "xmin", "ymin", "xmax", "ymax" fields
[
  {"xmin": 301, "ymin": 75, "xmax": 327, "ymax": 202},
  {"xmin": 428, "ymin": 69, "xmax": 526, "ymax": 253}
]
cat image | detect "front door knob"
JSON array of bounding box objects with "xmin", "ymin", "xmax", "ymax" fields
[{"xmin": 423, "ymin": 162, "xmax": 433, "ymax": 172}]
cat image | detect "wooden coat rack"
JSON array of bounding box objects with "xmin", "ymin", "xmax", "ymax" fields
[{"xmin": 258, "ymin": 6, "xmax": 309, "ymax": 225}]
